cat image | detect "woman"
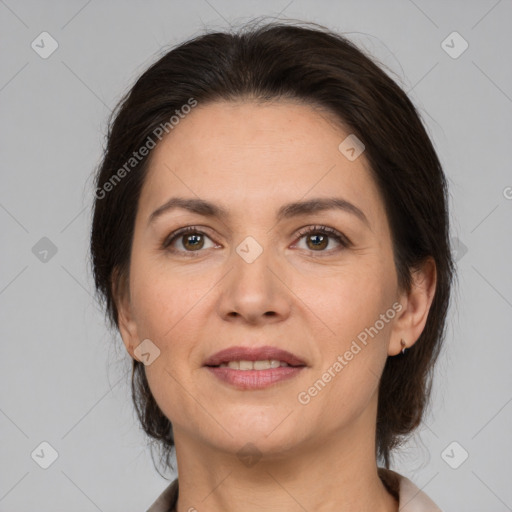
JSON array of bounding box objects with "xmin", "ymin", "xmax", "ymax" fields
[{"xmin": 90, "ymin": 20, "xmax": 454, "ymax": 512}]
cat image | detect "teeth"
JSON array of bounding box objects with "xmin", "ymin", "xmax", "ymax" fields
[{"xmin": 218, "ymin": 360, "xmax": 290, "ymax": 370}]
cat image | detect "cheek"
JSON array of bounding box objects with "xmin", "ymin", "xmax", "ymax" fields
[
  {"xmin": 296, "ymin": 259, "xmax": 395, "ymax": 339},
  {"xmin": 130, "ymin": 271, "xmax": 205, "ymax": 425},
  {"xmin": 294, "ymin": 262, "xmax": 394, "ymax": 405},
  {"xmin": 129, "ymin": 252, "xmax": 208, "ymax": 341},
  {"xmin": 129, "ymin": 260, "xmax": 213, "ymax": 393}
]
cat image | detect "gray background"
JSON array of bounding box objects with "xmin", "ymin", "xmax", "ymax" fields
[{"xmin": 1, "ymin": 0, "xmax": 511, "ymax": 510}]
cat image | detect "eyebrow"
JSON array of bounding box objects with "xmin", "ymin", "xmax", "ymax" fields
[{"xmin": 148, "ymin": 196, "xmax": 370, "ymax": 228}]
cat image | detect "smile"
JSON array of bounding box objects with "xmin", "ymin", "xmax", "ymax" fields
[{"xmin": 217, "ymin": 360, "xmax": 292, "ymax": 370}]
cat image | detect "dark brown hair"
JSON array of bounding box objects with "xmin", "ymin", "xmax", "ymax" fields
[{"xmin": 90, "ymin": 19, "xmax": 454, "ymax": 473}]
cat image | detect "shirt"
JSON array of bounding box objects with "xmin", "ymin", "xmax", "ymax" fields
[{"xmin": 146, "ymin": 468, "xmax": 442, "ymax": 511}]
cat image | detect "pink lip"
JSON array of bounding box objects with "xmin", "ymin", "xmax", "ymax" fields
[
  {"xmin": 203, "ymin": 345, "xmax": 307, "ymax": 367},
  {"xmin": 203, "ymin": 346, "xmax": 307, "ymax": 391},
  {"xmin": 206, "ymin": 366, "xmax": 305, "ymax": 390}
]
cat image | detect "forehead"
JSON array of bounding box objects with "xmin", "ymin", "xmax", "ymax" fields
[{"xmin": 138, "ymin": 100, "xmax": 384, "ymax": 227}]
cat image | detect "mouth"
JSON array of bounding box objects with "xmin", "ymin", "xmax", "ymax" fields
[
  {"xmin": 203, "ymin": 345, "xmax": 307, "ymax": 368},
  {"xmin": 203, "ymin": 346, "xmax": 307, "ymax": 390},
  {"xmin": 211, "ymin": 360, "xmax": 301, "ymax": 370}
]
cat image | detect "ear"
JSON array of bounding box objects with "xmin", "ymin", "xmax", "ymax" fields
[
  {"xmin": 388, "ymin": 257, "xmax": 437, "ymax": 356},
  {"xmin": 112, "ymin": 266, "xmax": 141, "ymax": 362}
]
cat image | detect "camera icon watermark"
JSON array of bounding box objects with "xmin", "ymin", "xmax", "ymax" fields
[
  {"xmin": 134, "ymin": 338, "xmax": 161, "ymax": 366},
  {"xmin": 31, "ymin": 32, "xmax": 59, "ymax": 59},
  {"xmin": 441, "ymin": 31, "xmax": 468, "ymax": 59},
  {"xmin": 441, "ymin": 441, "xmax": 469, "ymax": 469},
  {"xmin": 32, "ymin": 237, "xmax": 58, "ymax": 263},
  {"xmin": 450, "ymin": 237, "xmax": 468, "ymax": 263},
  {"xmin": 31, "ymin": 441, "xmax": 59, "ymax": 469},
  {"xmin": 339, "ymin": 134, "xmax": 365, "ymax": 161},
  {"xmin": 237, "ymin": 442, "xmax": 262, "ymax": 467},
  {"xmin": 236, "ymin": 236, "xmax": 263, "ymax": 264}
]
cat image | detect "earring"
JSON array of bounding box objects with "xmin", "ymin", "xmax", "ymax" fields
[{"xmin": 400, "ymin": 339, "xmax": 407, "ymax": 354}]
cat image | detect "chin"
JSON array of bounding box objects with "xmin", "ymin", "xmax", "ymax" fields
[{"xmin": 200, "ymin": 423, "xmax": 302, "ymax": 458}]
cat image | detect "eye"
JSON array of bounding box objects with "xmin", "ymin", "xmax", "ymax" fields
[
  {"xmin": 293, "ymin": 225, "xmax": 351, "ymax": 253},
  {"xmin": 162, "ymin": 224, "xmax": 351, "ymax": 257},
  {"xmin": 162, "ymin": 226, "xmax": 217, "ymax": 255}
]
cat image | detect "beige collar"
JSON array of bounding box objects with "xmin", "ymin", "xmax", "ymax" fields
[{"xmin": 378, "ymin": 468, "xmax": 442, "ymax": 511}]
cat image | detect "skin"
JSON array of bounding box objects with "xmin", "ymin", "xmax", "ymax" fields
[{"xmin": 116, "ymin": 100, "xmax": 437, "ymax": 512}]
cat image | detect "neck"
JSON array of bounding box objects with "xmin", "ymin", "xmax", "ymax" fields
[{"xmin": 172, "ymin": 395, "xmax": 398, "ymax": 512}]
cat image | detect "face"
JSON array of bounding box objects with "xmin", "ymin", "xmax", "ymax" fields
[{"xmin": 118, "ymin": 100, "xmax": 405, "ymax": 458}]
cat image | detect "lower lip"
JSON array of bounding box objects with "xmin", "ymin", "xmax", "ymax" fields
[{"xmin": 205, "ymin": 366, "xmax": 305, "ymax": 390}]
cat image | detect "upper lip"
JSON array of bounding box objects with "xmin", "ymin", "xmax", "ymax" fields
[{"xmin": 203, "ymin": 345, "xmax": 307, "ymax": 367}]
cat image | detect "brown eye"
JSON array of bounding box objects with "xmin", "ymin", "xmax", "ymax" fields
[
  {"xmin": 294, "ymin": 225, "xmax": 351, "ymax": 253},
  {"xmin": 181, "ymin": 232, "xmax": 205, "ymax": 251},
  {"xmin": 162, "ymin": 227, "xmax": 216, "ymax": 254},
  {"xmin": 305, "ymin": 233, "xmax": 329, "ymax": 251}
]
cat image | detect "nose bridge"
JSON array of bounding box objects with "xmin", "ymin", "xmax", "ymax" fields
[
  {"xmin": 217, "ymin": 231, "xmax": 290, "ymax": 322},
  {"xmin": 232, "ymin": 232, "xmax": 276, "ymax": 294}
]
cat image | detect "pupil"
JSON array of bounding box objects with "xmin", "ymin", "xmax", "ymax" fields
[
  {"xmin": 185, "ymin": 234, "xmax": 203, "ymax": 250},
  {"xmin": 308, "ymin": 234, "xmax": 327, "ymax": 250}
]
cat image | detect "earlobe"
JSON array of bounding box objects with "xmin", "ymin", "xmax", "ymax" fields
[
  {"xmin": 388, "ymin": 257, "xmax": 437, "ymax": 356},
  {"xmin": 118, "ymin": 313, "xmax": 140, "ymax": 361},
  {"xmin": 112, "ymin": 268, "xmax": 140, "ymax": 362}
]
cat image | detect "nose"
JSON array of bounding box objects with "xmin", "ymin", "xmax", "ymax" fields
[{"xmin": 216, "ymin": 240, "xmax": 291, "ymax": 325}]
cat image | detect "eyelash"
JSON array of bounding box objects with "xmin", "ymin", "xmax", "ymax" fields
[{"xmin": 161, "ymin": 225, "xmax": 351, "ymax": 256}]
